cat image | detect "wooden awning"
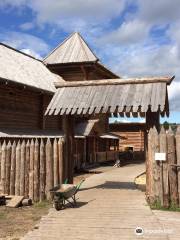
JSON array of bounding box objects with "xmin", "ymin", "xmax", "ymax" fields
[{"xmin": 46, "ymin": 77, "xmax": 174, "ymax": 117}]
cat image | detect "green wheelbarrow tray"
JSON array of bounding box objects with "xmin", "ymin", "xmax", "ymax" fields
[{"xmin": 49, "ymin": 180, "xmax": 85, "ymax": 211}]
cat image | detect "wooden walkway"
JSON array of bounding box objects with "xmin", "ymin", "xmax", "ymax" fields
[{"xmin": 22, "ymin": 163, "xmax": 172, "ymax": 240}]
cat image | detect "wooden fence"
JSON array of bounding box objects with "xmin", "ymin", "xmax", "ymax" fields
[
  {"xmin": 146, "ymin": 126, "xmax": 180, "ymax": 207},
  {"xmin": 0, "ymin": 138, "xmax": 64, "ymax": 202}
]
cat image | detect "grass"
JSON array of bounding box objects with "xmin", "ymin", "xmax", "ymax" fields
[
  {"xmin": 150, "ymin": 199, "xmax": 180, "ymax": 212},
  {"xmin": 0, "ymin": 200, "xmax": 51, "ymax": 239},
  {"xmin": 0, "ymin": 211, "xmax": 6, "ymax": 219},
  {"xmin": 34, "ymin": 200, "xmax": 50, "ymax": 209}
]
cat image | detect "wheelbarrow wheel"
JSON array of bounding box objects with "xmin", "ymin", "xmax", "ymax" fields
[{"xmin": 54, "ymin": 201, "xmax": 63, "ymax": 211}]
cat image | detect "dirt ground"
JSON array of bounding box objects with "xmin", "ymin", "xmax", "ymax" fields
[
  {"xmin": 0, "ymin": 172, "xmax": 94, "ymax": 240},
  {"xmin": 0, "ymin": 201, "xmax": 51, "ymax": 240}
]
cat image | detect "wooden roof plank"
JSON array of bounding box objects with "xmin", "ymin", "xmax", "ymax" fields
[{"xmin": 46, "ymin": 82, "xmax": 169, "ymax": 116}]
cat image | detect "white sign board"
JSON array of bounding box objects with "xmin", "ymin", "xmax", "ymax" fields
[{"xmin": 155, "ymin": 153, "xmax": 166, "ymax": 161}]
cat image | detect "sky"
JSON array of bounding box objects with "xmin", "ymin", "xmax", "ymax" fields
[{"xmin": 0, "ymin": 0, "xmax": 180, "ymax": 123}]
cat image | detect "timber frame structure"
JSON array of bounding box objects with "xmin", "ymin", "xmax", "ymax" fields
[
  {"xmin": 46, "ymin": 75, "xmax": 174, "ymax": 183},
  {"xmin": 0, "ymin": 31, "xmax": 174, "ymax": 201}
]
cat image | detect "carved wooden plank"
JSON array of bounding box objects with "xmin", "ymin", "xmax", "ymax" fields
[
  {"xmin": 20, "ymin": 140, "xmax": 25, "ymax": 196},
  {"xmin": 0, "ymin": 142, "xmax": 1, "ymax": 183},
  {"xmin": 58, "ymin": 138, "xmax": 64, "ymax": 184},
  {"xmin": 1, "ymin": 141, "xmax": 6, "ymax": 194},
  {"xmin": 6, "ymin": 195, "xmax": 24, "ymax": 208},
  {"xmin": 53, "ymin": 138, "xmax": 59, "ymax": 186},
  {"xmin": 152, "ymin": 127, "xmax": 161, "ymax": 200},
  {"xmin": 29, "ymin": 139, "xmax": 34, "ymax": 200},
  {"xmin": 175, "ymin": 126, "xmax": 180, "ymax": 207},
  {"xmin": 159, "ymin": 126, "xmax": 169, "ymax": 207},
  {"xmin": 25, "ymin": 140, "xmax": 30, "ymax": 198},
  {"xmin": 40, "ymin": 139, "xmax": 45, "ymax": 201},
  {"xmin": 34, "ymin": 139, "xmax": 39, "ymax": 202},
  {"xmin": 46, "ymin": 139, "xmax": 53, "ymax": 200},
  {"xmin": 5, "ymin": 141, "xmax": 11, "ymax": 194},
  {"xmin": 10, "ymin": 141, "xmax": 16, "ymax": 195},
  {"xmin": 15, "ymin": 141, "xmax": 21, "ymax": 195},
  {"xmin": 167, "ymin": 127, "xmax": 178, "ymax": 205}
]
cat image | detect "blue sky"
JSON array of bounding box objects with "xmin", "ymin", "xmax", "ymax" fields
[{"xmin": 0, "ymin": 0, "xmax": 180, "ymax": 123}]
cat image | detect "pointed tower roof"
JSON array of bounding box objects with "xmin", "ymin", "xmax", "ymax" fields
[{"xmin": 44, "ymin": 32, "xmax": 98, "ymax": 64}]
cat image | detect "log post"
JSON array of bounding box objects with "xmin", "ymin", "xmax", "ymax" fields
[
  {"xmin": 62, "ymin": 116, "xmax": 74, "ymax": 184},
  {"xmin": 29, "ymin": 139, "xmax": 34, "ymax": 200},
  {"xmin": 5, "ymin": 141, "xmax": 11, "ymax": 194},
  {"xmin": 176, "ymin": 126, "xmax": 180, "ymax": 207},
  {"xmin": 152, "ymin": 127, "xmax": 160, "ymax": 202},
  {"xmin": 40, "ymin": 139, "xmax": 46, "ymax": 201},
  {"xmin": 167, "ymin": 127, "xmax": 178, "ymax": 205},
  {"xmin": 15, "ymin": 141, "xmax": 21, "ymax": 195},
  {"xmin": 20, "ymin": 140, "xmax": 25, "ymax": 196},
  {"xmin": 58, "ymin": 138, "xmax": 64, "ymax": 184},
  {"xmin": 146, "ymin": 128, "xmax": 153, "ymax": 202},
  {"xmin": 34, "ymin": 139, "xmax": 39, "ymax": 202},
  {"xmin": 160, "ymin": 126, "xmax": 169, "ymax": 207},
  {"xmin": 0, "ymin": 142, "xmax": 1, "ymax": 183},
  {"xmin": 53, "ymin": 138, "xmax": 59, "ymax": 186},
  {"xmin": 46, "ymin": 138, "xmax": 53, "ymax": 200},
  {"xmin": 10, "ymin": 141, "xmax": 16, "ymax": 195},
  {"xmin": 145, "ymin": 111, "xmax": 160, "ymax": 203},
  {"xmin": 1, "ymin": 141, "xmax": 6, "ymax": 194},
  {"xmin": 25, "ymin": 140, "xmax": 30, "ymax": 198}
]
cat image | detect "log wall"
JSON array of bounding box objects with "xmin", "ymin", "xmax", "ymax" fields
[
  {"xmin": 0, "ymin": 85, "xmax": 61, "ymax": 131},
  {"xmin": 146, "ymin": 126, "xmax": 180, "ymax": 207},
  {"xmin": 0, "ymin": 137, "xmax": 64, "ymax": 202}
]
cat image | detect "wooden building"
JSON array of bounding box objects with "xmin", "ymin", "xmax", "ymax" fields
[
  {"xmin": 0, "ymin": 31, "xmax": 174, "ymax": 201},
  {"xmin": 110, "ymin": 122, "xmax": 145, "ymax": 152}
]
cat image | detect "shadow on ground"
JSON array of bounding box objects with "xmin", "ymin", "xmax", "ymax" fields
[{"xmin": 80, "ymin": 181, "xmax": 137, "ymax": 192}]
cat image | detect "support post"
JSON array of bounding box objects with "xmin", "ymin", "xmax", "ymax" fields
[
  {"xmin": 145, "ymin": 111, "xmax": 160, "ymax": 203},
  {"xmin": 62, "ymin": 116, "xmax": 74, "ymax": 184}
]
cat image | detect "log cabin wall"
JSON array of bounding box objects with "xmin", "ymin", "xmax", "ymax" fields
[
  {"xmin": 0, "ymin": 85, "xmax": 41, "ymax": 129},
  {"xmin": 0, "ymin": 84, "xmax": 61, "ymax": 131},
  {"xmin": 48, "ymin": 65, "xmax": 115, "ymax": 81},
  {"xmin": 110, "ymin": 123, "xmax": 145, "ymax": 152},
  {"xmin": 43, "ymin": 95, "xmax": 62, "ymax": 130}
]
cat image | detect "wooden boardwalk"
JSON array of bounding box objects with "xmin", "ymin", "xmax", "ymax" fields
[{"xmin": 22, "ymin": 163, "xmax": 172, "ymax": 240}]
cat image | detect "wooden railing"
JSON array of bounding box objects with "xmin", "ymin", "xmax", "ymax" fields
[{"xmin": 0, "ymin": 138, "xmax": 64, "ymax": 202}]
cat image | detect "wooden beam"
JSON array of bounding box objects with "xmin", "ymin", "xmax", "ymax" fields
[
  {"xmin": 54, "ymin": 76, "xmax": 174, "ymax": 88},
  {"xmin": 80, "ymin": 65, "xmax": 89, "ymax": 80}
]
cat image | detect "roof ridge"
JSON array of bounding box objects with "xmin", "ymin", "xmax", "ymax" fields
[
  {"xmin": 0, "ymin": 42, "xmax": 42, "ymax": 62},
  {"xmin": 77, "ymin": 32, "xmax": 99, "ymax": 61},
  {"xmin": 43, "ymin": 32, "xmax": 76, "ymax": 61},
  {"xmin": 43, "ymin": 32, "xmax": 99, "ymax": 64}
]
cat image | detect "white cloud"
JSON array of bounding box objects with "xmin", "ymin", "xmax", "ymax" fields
[
  {"xmin": 0, "ymin": 0, "xmax": 179, "ymax": 112},
  {"xmin": 101, "ymin": 20, "xmax": 148, "ymax": 45},
  {"xmin": 0, "ymin": 0, "xmax": 127, "ymax": 32},
  {"xmin": 0, "ymin": 31, "xmax": 50, "ymax": 57},
  {"xmin": 137, "ymin": 0, "xmax": 180, "ymax": 24},
  {"xmin": 19, "ymin": 22, "xmax": 35, "ymax": 31},
  {"xmin": 0, "ymin": 0, "xmax": 26, "ymax": 8}
]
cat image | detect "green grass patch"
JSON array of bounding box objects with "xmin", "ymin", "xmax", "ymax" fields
[
  {"xmin": 34, "ymin": 200, "xmax": 51, "ymax": 209},
  {"xmin": 0, "ymin": 211, "xmax": 7, "ymax": 220},
  {"xmin": 150, "ymin": 199, "xmax": 180, "ymax": 212}
]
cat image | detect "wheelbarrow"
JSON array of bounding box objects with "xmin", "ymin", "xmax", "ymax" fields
[{"xmin": 50, "ymin": 180, "xmax": 84, "ymax": 211}]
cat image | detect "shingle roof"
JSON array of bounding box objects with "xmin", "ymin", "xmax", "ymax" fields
[
  {"xmin": 0, "ymin": 43, "xmax": 62, "ymax": 93},
  {"xmin": 43, "ymin": 32, "xmax": 98, "ymax": 64},
  {"xmin": 46, "ymin": 77, "xmax": 173, "ymax": 117}
]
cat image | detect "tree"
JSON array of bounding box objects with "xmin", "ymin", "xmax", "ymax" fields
[{"xmin": 163, "ymin": 121, "xmax": 169, "ymax": 130}]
